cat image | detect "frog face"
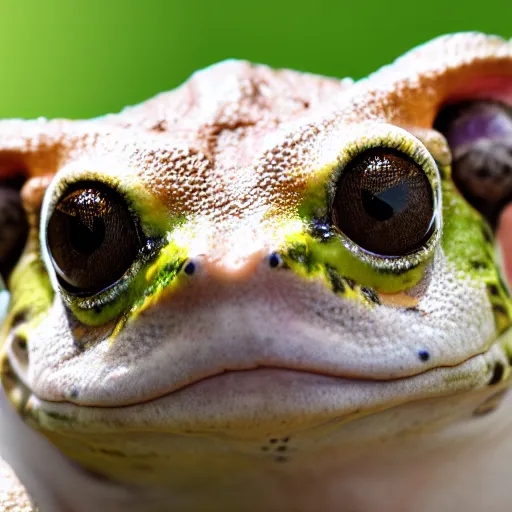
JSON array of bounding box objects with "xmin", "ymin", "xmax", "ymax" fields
[{"xmin": 1, "ymin": 33, "xmax": 512, "ymax": 490}]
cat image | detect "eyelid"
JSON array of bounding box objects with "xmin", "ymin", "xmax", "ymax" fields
[
  {"xmin": 312, "ymin": 123, "xmax": 443, "ymax": 271},
  {"xmin": 323, "ymin": 124, "xmax": 441, "ymax": 211}
]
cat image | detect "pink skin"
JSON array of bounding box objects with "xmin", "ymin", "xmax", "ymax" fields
[
  {"xmin": 450, "ymin": 76, "xmax": 512, "ymax": 105},
  {"xmin": 498, "ymin": 203, "xmax": 512, "ymax": 285}
]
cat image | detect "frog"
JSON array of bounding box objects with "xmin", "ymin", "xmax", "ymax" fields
[{"xmin": 1, "ymin": 31, "xmax": 512, "ymax": 512}]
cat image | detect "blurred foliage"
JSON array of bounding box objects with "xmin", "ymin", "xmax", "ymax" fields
[{"xmin": 0, "ymin": 0, "xmax": 510, "ymax": 118}]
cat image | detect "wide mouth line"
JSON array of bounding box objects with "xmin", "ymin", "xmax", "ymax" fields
[{"xmin": 34, "ymin": 349, "xmax": 489, "ymax": 410}]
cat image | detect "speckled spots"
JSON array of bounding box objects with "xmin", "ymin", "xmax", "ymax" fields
[
  {"xmin": 260, "ymin": 437, "xmax": 292, "ymax": 462},
  {"xmin": 361, "ymin": 287, "xmax": 380, "ymax": 305},
  {"xmin": 309, "ymin": 221, "xmax": 334, "ymax": 242},
  {"xmin": 484, "ymin": 279, "xmax": 512, "ymax": 334},
  {"xmin": 285, "ymin": 243, "xmax": 310, "ymax": 267},
  {"xmin": 325, "ymin": 266, "xmax": 346, "ymax": 295},
  {"xmin": 471, "ymin": 260, "xmax": 489, "ymax": 271}
]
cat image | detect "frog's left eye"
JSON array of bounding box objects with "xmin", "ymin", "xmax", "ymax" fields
[
  {"xmin": 332, "ymin": 149, "xmax": 435, "ymax": 257},
  {"xmin": 47, "ymin": 184, "xmax": 142, "ymax": 294}
]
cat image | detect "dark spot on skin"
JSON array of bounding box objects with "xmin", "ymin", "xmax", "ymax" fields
[
  {"xmin": 471, "ymin": 260, "xmax": 488, "ymax": 270},
  {"xmin": 418, "ymin": 350, "xmax": 430, "ymax": 362},
  {"xmin": 286, "ymin": 244, "xmax": 311, "ymax": 269},
  {"xmin": 10, "ymin": 311, "xmax": 28, "ymax": 329},
  {"xmin": 493, "ymin": 304, "xmax": 508, "ymax": 316},
  {"xmin": 69, "ymin": 387, "xmax": 79, "ymax": 399},
  {"xmin": 73, "ymin": 339, "xmax": 86, "ymax": 353},
  {"xmin": 361, "ymin": 287, "xmax": 380, "ymax": 305},
  {"xmin": 81, "ymin": 467, "xmax": 114, "ymax": 483},
  {"xmin": 45, "ymin": 411, "xmax": 70, "ymax": 421},
  {"xmin": 276, "ymin": 446, "xmax": 288, "ymax": 452},
  {"xmin": 14, "ymin": 334, "xmax": 27, "ymax": 351},
  {"xmin": 498, "ymin": 274, "xmax": 511, "ymax": 296},
  {"xmin": 97, "ymin": 448, "xmax": 127, "ymax": 457},
  {"xmin": 473, "ymin": 389, "xmax": 508, "ymax": 417},
  {"xmin": 184, "ymin": 261, "xmax": 196, "ymax": 275},
  {"xmin": 481, "ymin": 224, "xmax": 494, "ymax": 244},
  {"xmin": 487, "ymin": 284, "xmax": 500, "ymax": 297},
  {"xmin": 489, "ymin": 362, "xmax": 505, "ymax": 386},
  {"xmin": 11, "ymin": 334, "xmax": 28, "ymax": 365},
  {"xmin": 140, "ymin": 237, "xmax": 163, "ymax": 258},
  {"xmin": 261, "ymin": 446, "xmax": 269, "ymax": 452},
  {"xmin": 281, "ymin": 437, "xmax": 290, "ymax": 443},
  {"xmin": 345, "ymin": 278, "xmax": 356, "ymax": 290},
  {"xmin": 275, "ymin": 456, "xmax": 288, "ymax": 463},
  {"xmin": 325, "ymin": 266, "xmax": 345, "ymax": 294},
  {"xmin": 268, "ymin": 253, "xmax": 281, "ymax": 269},
  {"xmin": 270, "ymin": 438, "xmax": 278, "ymax": 444},
  {"xmin": 151, "ymin": 120, "xmax": 167, "ymax": 132},
  {"xmin": 310, "ymin": 221, "xmax": 333, "ymax": 242}
]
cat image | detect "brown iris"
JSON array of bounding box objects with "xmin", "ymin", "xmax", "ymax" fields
[
  {"xmin": 332, "ymin": 149, "xmax": 435, "ymax": 257},
  {"xmin": 47, "ymin": 184, "xmax": 141, "ymax": 294}
]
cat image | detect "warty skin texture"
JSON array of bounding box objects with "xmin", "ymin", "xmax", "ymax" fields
[{"xmin": 0, "ymin": 32, "xmax": 512, "ymax": 511}]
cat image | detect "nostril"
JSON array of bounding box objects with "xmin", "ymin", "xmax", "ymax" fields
[
  {"xmin": 183, "ymin": 261, "xmax": 196, "ymax": 276},
  {"xmin": 268, "ymin": 252, "xmax": 282, "ymax": 269}
]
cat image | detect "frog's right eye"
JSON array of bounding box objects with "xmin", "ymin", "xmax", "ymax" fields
[
  {"xmin": 332, "ymin": 148, "xmax": 435, "ymax": 257},
  {"xmin": 47, "ymin": 183, "xmax": 142, "ymax": 295}
]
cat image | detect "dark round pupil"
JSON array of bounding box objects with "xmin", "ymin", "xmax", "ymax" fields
[
  {"xmin": 361, "ymin": 183, "xmax": 407, "ymax": 222},
  {"xmin": 68, "ymin": 216, "xmax": 105, "ymax": 256},
  {"xmin": 333, "ymin": 149, "xmax": 434, "ymax": 257}
]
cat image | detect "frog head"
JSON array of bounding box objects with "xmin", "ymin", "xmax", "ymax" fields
[{"xmin": 1, "ymin": 32, "xmax": 512, "ymax": 498}]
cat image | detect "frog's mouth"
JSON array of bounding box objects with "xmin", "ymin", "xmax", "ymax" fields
[{"xmin": 10, "ymin": 337, "xmax": 507, "ymax": 440}]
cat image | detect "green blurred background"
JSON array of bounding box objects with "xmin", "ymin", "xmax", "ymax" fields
[{"xmin": 0, "ymin": 0, "xmax": 510, "ymax": 119}]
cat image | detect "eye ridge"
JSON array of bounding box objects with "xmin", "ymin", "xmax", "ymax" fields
[
  {"xmin": 332, "ymin": 148, "xmax": 435, "ymax": 258},
  {"xmin": 47, "ymin": 182, "xmax": 143, "ymax": 295}
]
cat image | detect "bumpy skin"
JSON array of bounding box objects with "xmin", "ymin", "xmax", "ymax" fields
[{"xmin": 1, "ymin": 33, "xmax": 512, "ymax": 511}]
